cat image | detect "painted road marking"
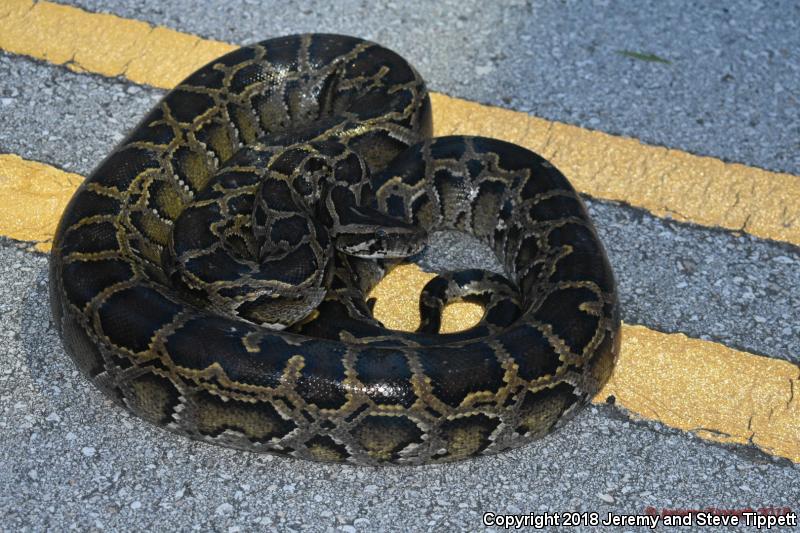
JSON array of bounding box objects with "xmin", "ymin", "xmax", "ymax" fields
[
  {"xmin": 0, "ymin": 1, "xmax": 797, "ymax": 463},
  {"xmin": 596, "ymin": 324, "xmax": 799, "ymax": 465},
  {"xmin": 0, "ymin": 154, "xmax": 84, "ymax": 249},
  {"xmin": 1, "ymin": 0, "xmax": 799, "ymax": 247},
  {"xmin": 0, "ymin": 0, "xmax": 236, "ymax": 88}
]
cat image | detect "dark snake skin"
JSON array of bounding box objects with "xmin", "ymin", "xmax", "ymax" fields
[{"xmin": 49, "ymin": 34, "xmax": 620, "ymax": 465}]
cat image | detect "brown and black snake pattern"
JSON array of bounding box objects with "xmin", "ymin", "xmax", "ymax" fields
[{"xmin": 49, "ymin": 34, "xmax": 620, "ymax": 465}]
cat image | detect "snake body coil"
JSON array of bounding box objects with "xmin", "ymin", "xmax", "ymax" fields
[{"xmin": 49, "ymin": 34, "xmax": 619, "ymax": 465}]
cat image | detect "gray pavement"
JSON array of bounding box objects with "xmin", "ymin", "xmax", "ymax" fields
[{"xmin": 1, "ymin": 0, "xmax": 799, "ymax": 531}]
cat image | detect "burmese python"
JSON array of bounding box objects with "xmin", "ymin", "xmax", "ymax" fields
[{"xmin": 49, "ymin": 34, "xmax": 620, "ymax": 465}]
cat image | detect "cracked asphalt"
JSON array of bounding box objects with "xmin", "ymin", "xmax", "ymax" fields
[{"xmin": 1, "ymin": 1, "xmax": 798, "ymax": 531}]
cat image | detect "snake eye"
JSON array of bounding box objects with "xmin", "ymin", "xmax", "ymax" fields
[{"xmin": 375, "ymin": 229, "xmax": 387, "ymax": 238}]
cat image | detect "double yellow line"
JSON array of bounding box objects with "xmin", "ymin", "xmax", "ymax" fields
[{"xmin": 1, "ymin": 0, "xmax": 797, "ymax": 462}]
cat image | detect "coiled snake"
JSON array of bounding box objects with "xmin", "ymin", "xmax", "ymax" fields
[{"xmin": 49, "ymin": 34, "xmax": 620, "ymax": 465}]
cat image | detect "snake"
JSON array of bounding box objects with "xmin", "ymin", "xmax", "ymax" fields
[{"xmin": 49, "ymin": 34, "xmax": 620, "ymax": 465}]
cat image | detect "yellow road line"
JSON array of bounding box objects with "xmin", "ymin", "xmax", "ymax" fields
[
  {"xmin": 0, "ymin": 154, "xmax": 84, "ymax": 250},
  {"xmin": 2, "ymin": 0, "xmax": 799, "ymax": 247},
  {"xmin": 0, "ymin": 0, "xmax": 236, "ymax": 87},
  {"xmin": 0, "ymin": 1, "xmax": 798, "ymax": 463},
  {"xmin": 596, "ymin": 325, "xmax": 799, "ymax": 465},
  {"xmin": 369, "ymin": 263, "xmax": 486, "ymax": 334},
  {"xmin": 431, "ymin": 93, "xmax": 800, "ymax": 247},
  {"xmin": 374, "ymin": 265, "xmax": 800, "ymax": 464}
]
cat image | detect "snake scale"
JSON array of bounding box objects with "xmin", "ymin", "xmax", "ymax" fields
[{"xmin": 49, "ymin": 34, "xmax": 620, "ymax": 465}]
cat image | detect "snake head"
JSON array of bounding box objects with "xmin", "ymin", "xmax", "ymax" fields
[{"xmin": 333, "ymin": 206, "xmax": 427, "ymax": 259}]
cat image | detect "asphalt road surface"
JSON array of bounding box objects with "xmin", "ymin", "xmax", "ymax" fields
[{"xmin": 0, "ymin": 1, "xmax": 798, "ymax": 531}]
